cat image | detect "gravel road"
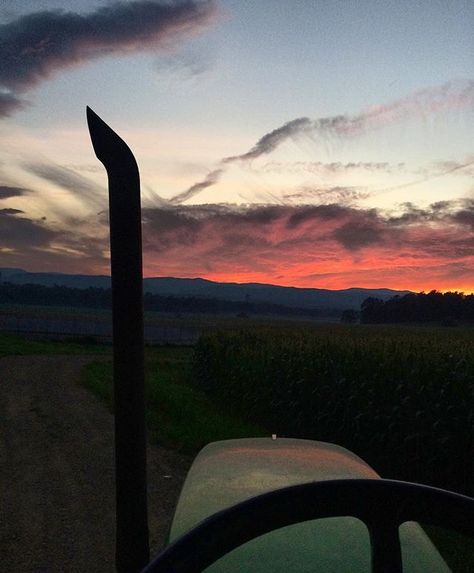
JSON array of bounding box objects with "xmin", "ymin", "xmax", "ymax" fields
[{"xmin": 0, "ymin": 355, "xmax": 192, "ymax": 572}]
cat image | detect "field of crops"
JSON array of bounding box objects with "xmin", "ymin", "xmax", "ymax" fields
[{"xmin": 193, "ymin": 323, "xmax": 474, "ymax": 496}]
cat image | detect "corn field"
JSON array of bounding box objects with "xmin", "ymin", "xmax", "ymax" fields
[{"xmin": 193, "ymin": 324, "xmax": 474, "ymax": 495}]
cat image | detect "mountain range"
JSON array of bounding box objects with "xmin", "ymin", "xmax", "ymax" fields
[{"xmin": 0, "ymin": 268, "xmax": 410, "ymax": 311}]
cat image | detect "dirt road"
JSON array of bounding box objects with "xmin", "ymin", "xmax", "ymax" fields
[{"xmin": 0, "ymin": 355, "xmax": 191, "ymax": 572}]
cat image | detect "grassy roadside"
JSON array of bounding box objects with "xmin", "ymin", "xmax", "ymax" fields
[
  {"xmin": 81, "ymin": 346, "xmax": 265, "ymax": 453},
  {"xmin": 0, "ymin": 333, "xmax": 261, "ymax": 453}
]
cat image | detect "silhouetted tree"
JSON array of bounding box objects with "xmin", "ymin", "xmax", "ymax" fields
[{"xmin": 360, "ymin": 291, "xmax": 473, "ymax": 323}]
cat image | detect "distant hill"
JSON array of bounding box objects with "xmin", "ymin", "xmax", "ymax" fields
[{"xmin": 0, "ymin": 268, "xmax": 410, "ymax": 311}]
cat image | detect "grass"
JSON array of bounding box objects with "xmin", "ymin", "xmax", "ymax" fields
[
  {"xmin": 80, "ymin": 360, "xmax": 113, "ymax": 405},
  {"xmin": 0, "ymin": 333, "xmax": 263, "ymax": 455},
  {"xmin": 0, "ymin": 332, "xmax": 109, "ymax": 357},
  {"xmin": 81, "ymin": 346, "xmax": 264, "ymax": 453}
]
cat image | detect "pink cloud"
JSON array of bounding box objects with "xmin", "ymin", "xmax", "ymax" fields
[{"xmin": 2, "ymin": 198, "xmax": 472, "ymax": 292}]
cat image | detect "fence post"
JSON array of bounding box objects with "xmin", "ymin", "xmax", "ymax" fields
[{"xmin": 87, "ymin": 107, "xmax": 149, "ymax": 572}]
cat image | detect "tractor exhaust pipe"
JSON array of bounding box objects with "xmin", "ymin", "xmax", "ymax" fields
[{"xmin": 87, "ymin": 107, "xmax": 149, "ymax": 572}]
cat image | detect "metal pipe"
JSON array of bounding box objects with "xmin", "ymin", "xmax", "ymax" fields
[{"xmin": 87, "ymin": 106, "xmax": 149, "ymax": 572}]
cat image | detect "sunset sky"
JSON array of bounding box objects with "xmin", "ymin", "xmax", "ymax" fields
[{"xmin": 0, "ymin": 0, "xmax": 473, "ymax": 292}]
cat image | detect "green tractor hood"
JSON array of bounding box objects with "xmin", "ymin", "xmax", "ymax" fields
[{"xmin": 168, "ymin": 437, "xmax": 450, "ymax": 572}]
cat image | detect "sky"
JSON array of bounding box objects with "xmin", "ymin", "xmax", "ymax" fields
[{"xmin": 0, "ymin": 0, "xmax": 473, "ymax": 292}]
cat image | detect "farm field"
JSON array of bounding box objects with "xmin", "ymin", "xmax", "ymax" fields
[
  {"xmin": 194, "ymin": 322, "xmax": 474, "ymax": 495},
  {"xmin": 0, "ymin": 303, "xmax": 326, "ymax": 345},
  {"xmin": 0, "ymin": 302, "xmax": 335, "ymax": 329}
]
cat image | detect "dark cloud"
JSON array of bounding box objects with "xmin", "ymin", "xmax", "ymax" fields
[
  {"xmin": 286, "ymin": 204, "xmax": 350, "ymax": 229},
  {"xmin": 0, "ymin": 185, "xmax": 29, "ymax": 199},
  {"xmin": 3, "ymin": 198, "xmax": 472, "ymax": 288},
  {"xmin": 387, "ymin": 198, "xmax": 474, "ymax": 228},
  {"xmin": 225, "ymin": 205, "xmax": 284, "ymax": 225},
  {"xmin": 0, "ymin": 1, "xmax": 217, "ymax": 114},
  {"xmin": 387, "ymin": 202, "xmax": 434, "ymax": 225},
  {"xmin": 142, "ymin": 200, "xmax": 474, "ymax": 249},
  {"xmin": 142, "ymin": 206, "xmax": 202, "ymax": 252},
  {"xmin": 223, "ymin": 117, "xmax": 313, "ymax": 163},
  {"xmin": 0, "ymin": 207, "xmax": 23, "ymax": 215},
  {"xmin": 0, "ymin": 91, "xmax": 25, "ymax": 117},
  {"xmin": 451, "ymin": 200, "xmax": 474, "ymax": 230},
  {"xmin": 138, "ymin": 201, "xmax": 473, "ymax": 288},
  {"xmin": 142, "ymin": 206, "xmax": 202, "ymax": 232},
  {"xmin": 333, "ymin": 220, "xmax": 385, "ymax": 250},
  {"xmin": 139, "ymin": 200, "xmax": 474, "ymax": 265},
  {"xmin": 168, "ymin": 168, "xmax": 223, "ymax": 205},
  {"xmin": 430, "ymin": 200, "xmax": 452, "ymax": 212},
  {"xmin": 0, "ymin": 208, "xmax": 57, "ymax": 248}
]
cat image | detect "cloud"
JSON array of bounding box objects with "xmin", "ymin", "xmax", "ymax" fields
[
  {"xmin": 282, "ymin": 186, "xmax": 370, "ymax": 204},
  {"xmin": 153, "ymin": 43, "xmax": 214, "ymax": 80},
  {"xmin": 0, "ymin": 91, "xmax": 25, "ymax": 117},
  {"xmin": 433, "ymin": 158, "xmax": 474, "ymax": 178},
  {"xmin": 23, "ymin": 162, "xmax": 106, "ymax": 209},
  {"xmin": 0, "ymin": 184, "xmax": 29, "ymax": 199},
  {"xmin": 138, "ymin": 200, "xmax": 474, "ymax": 290},
  {"xmin": 140, "ymin": 199, "xmax": 472, "ymax": 255},
  {"xmin": 0, "ymin": 200, "xmax": 111, "ymax": 273},
  {"xmin": 0, "ymin": 208, "xmax": 57, "ymax": 248},
  {"xmin": 333, "ymin": 219, "xmax": 385, "ymax": 250},
  {"xmin": 373, "ymin": 157, "xmax": 474, "ymax": 195},
  {"xmin": 0, "ymin": 0, "xmax": 217, "ymax": 114},
  {"xmin": 223, "ymin": 117, "xmax": 314, "ymax": 163},
  {"xmin": 168, "ymin": 168, "xmax": 223, "ymax": 205},
  {"xmin": 0, "ymin": 207, "xmax": 23, "ymax": 215},
  {"xmin": 451, "ymin": 199, "xmax": 474, "ymax": 230},
  {"xmin": 386, "ymin": 198, "xmax": 474, "ymax": 227},
  {"xmin": 2, "ymin": 193, "xmax": 472, "ymax": 290},
  {"xmin": 261, "ymin": 160, "xmax": 405, "ymax": 175},
  {"xmin": 171, "ymin": 80, "xmax": 474, "ymax": 202},
  {"xmin": 286, "ymin": 204, "xmax": 349, "ymax": 228}
]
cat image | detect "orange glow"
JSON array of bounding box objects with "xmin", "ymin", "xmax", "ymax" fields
[{"xmin": 183, "ymin": 271, "xmax": 474, "ymax": 294}]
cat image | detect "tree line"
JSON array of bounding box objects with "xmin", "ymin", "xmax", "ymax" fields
[
  {"xmin": 0, "ymin": 282, "xmax": 340, "ymax": 318},
  {"xmin": 361, "ymin": 290, "xmax": 474, "ymax": 324}
]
